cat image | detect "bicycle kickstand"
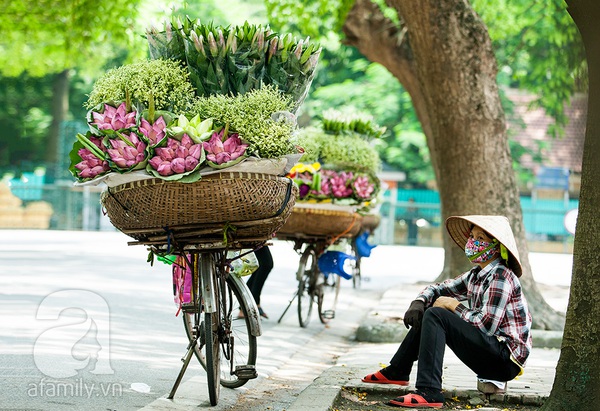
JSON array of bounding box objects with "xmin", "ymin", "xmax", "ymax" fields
[
  {"xmin": 277, "ymin": 290, "xmax": 298, "ymax": 323},
  {"xmin": 168, "ymin": 336, "xmax": 198, "ymax": 399}
]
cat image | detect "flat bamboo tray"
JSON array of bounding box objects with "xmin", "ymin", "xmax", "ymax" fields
[{"xmin": 276, "ymin": 205, "xmax": 363, "ymax": 239}]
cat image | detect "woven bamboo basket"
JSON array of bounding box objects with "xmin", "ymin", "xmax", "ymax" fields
[
  {"xmin": 100, "ymin": 172, "xmax": 297, "ymax": 244},
  {"xmin": 276, "ymin": 205, "xmax": 363, "ymax": 239}
]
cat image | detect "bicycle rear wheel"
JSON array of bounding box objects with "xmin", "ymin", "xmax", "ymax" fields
[{"xmin": 297, "ymin": 246, "xmax": 317, "ymax": 328}]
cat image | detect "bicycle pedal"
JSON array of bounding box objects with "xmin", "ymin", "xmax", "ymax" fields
[
  {"xmin": 234, "ymin": 365, "xmax": 258, "ymax": 380},
  {"xmin": 322, "ymin": 310, "xmax": 335, "ymax": 319}
]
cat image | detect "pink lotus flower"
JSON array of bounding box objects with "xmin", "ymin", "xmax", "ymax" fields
[
  {"xmin": 148, "ymin": 134, "xmax": 203, "ymax": 176},
  {"xmin": 139, "ymin": 116, "xmax": 167, "ymax": 146},
  {"xmin": 320, "ymin": 170, "xmax": 353, "ymax": 199},
  {"xmin": 74, "ymin": 136, "xmax": 109, "ymax": 178},
  {"xmin": 106, "ymin": 132, "xmax": 147, "ymax": 169},
  {"xmin": 92, "ymin": 102, "xmax": 136, "ymax": 131},
  {"xmin": 353, "ymin": 175, "xmax": 375, "ymax": 199},
  {"xmin": 203, "ymin": 129, "xmax": 248, "ymax": 165}
]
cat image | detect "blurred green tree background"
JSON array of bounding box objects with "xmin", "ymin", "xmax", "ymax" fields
[{"xmin": 0, "ymin": 0, "xmax": 584, "ymax": 189}]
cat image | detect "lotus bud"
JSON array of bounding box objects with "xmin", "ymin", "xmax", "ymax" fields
[
  {"xmin": 189, "ymin": 144, "xmax": 202, "ymax": 159},
  {"xmin": 175, "ymin": 146, "xmax": 189, "ymax": 159},
  {"xmin": 225, "ymin": 29, "xmax": 235, "ymax": 53},
  {"xmin": 181, "ymin": 134, "xmax": 193, "ymax": 149},
  {"xmin": 257, "ymin": 30, "xmax": 264, "ymax": 51},
  {"xmin": 166, "ymin": 21, "xmax": 173, "ymax": 41},
  {"xmin": 171, "ymin": 157, "xmax": 186, "ymax": 174},
  {"xmin": 304, "ymin": 52, "xmax": 320, "ymax": 72},
  {"xmin": 208, "ymin": 32, "xmax": 218, "ymax": 57},
  {"xmin": 267, "ymin": 37, "xmax": 278, "ymax": 62},
  {"xmin": 294, "ymin": 40, "xmax": 304, "ymax": 60},
  {"xmin": 217, "ymin": 28, "xmax": 225, "ymax": 48},
  {"xmin": 149, "ymin": 156, "xmax": 163, "ymax": 170},
  {"xmin": 157, "ymin": 162, "xmax": 173, "ymax": 176},
  {"xmin": 155, "ymin": 147, "xmax": 174, "ymax": 161},
  {"xmin": 185, "ymin": 156, "xmax": 199, "ymax": 171}
]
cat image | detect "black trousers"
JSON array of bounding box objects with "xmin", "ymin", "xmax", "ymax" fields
[
  {"xmin": 390, "ymin": 307, "xmax": 521, "ymax": 391},
  {"xmin": 246, "ymin": 246, "xmax": 273, "ymax": 306}
]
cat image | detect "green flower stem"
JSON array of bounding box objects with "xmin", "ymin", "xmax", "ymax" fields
[
  {"xmin": 76, "ymin": 133, "xmax": 105, "ymax": 160},
  {"xmin": 115, "ymin": 131, "xmax": 136, "ymax": 147}
]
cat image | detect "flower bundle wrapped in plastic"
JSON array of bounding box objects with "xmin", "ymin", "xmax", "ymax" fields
[{"xmin": 147, "ymin": 18, "xmax": 321, "ymax": 112}]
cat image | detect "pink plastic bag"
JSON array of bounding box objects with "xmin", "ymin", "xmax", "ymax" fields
[{"xmin": 173, "ymin": 255, "xmax": 193, "ymax": 315}]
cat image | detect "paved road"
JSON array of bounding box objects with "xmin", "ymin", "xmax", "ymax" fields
[{"xmin": 0, "ymin": 230, "xmax": 572, "ymax": 410}]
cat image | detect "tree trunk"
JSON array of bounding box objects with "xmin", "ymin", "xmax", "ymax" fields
[
  {"xmin": 343, "ymin": 0, "xmax": 563, "ymax": 330},
  {"xmin": 542, "ymin": 1, "xmax": 600, "ymax": 409},
  {"xmin": 45, "ymin": 69, "xmax": 70, "ymax": 165}
]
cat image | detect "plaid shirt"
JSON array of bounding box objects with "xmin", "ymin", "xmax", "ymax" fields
[{"xmin": 416, "ymin": 259, "xmax": 532, "ymax": 366}]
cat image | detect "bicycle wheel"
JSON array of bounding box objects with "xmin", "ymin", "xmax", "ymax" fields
[
  {"xmin": 182, "ymin": 260, "xmax": 257, "ymax": 389},
  {"xmin": 201, "ymin": 254, "xmax": 220, "ymax": 406},
  {"xmin": 351, "ymin": 241, "xmax": 362, "ymax": 289},
  {"xmin": 217, "ymin": 273, "xmax": 257, "ymax": 388},
  {"xmin": 317, "ymin": 271, "xmax": 341, "ymax": 324},
  {"xmin": 297, "ymin": 246, "xmax": 317, "ymax": 328}
]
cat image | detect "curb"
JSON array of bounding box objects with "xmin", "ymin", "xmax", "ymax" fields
[
  {"xmin": 357, "ymin": 317, "xmax": 563, "ymax": 349},
  {"xmin": 287, "ymin": 366, "xmax": 548, "ymax": 410}
]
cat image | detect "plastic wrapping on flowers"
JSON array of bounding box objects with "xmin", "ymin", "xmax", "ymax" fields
[{"xmin": 146, "ymin": 18, "xmax": 322, "ymax": 113}]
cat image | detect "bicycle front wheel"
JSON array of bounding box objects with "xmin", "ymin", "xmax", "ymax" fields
[
  {"xmin": 317, "ymin": 272, "xmax": 341, "ymax": 324},
  {"xmin": 297, "ymin": 246, "xmax": 317, "ymax": 328},
  {"xmin": 182, "ymin": 261, "xmax": 257, "ymax": 389}
]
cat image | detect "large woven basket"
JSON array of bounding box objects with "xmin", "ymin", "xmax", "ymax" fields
[
  {"xmin": 101, "ymin": 172, "xmax": 297, "ymax": 245},
  {"xmin": 276, "ymin": 205, "xmax": 363, "ymax": 239}
]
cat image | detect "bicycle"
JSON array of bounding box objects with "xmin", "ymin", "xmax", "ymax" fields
[
  {"xmin": 101, "ymin": 171, "xmax": 297, "ymax": 406},
  {"xmin": 165, "ymin": 248, "xmax": 262, "ymax": 406},
  {"xmin": 277, "ymin": 236, "xmax": 351, "ymax": 327}
]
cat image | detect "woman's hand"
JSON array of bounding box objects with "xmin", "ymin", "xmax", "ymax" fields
[{"xmin": 433, "ymin": 296, "xmax": 460, "ymax": 312}]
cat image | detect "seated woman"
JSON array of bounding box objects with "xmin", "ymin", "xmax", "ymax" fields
[{"xmin": 362, "ymin": 215, "xmax": 532, "ymax": 408}]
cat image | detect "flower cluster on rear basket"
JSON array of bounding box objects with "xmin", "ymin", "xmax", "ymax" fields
[{"xmin": 287, "ymin": 109, "xmax": 385, "ymax": 210}]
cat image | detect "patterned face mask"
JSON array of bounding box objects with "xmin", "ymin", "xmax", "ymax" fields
[{"xmin": 464, "ymin": 237, "xmax": 499, "ymax": 263}]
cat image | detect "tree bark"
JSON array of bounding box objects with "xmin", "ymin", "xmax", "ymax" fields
[
  {"xmin": 45, "ymin": 69, "xmax": 70, "ymax": 165},
  {"xmin": 542, "ymin": 1, "xmax": 600, "ymax": 409},
  {"xmin": 343, "ymin": 0, "xmax": 563, "ymax": 330}
]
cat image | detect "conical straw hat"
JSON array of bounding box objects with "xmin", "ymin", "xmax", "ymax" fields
[{"xmin": 445, "ymin": 215, "xmax": 522, "ymax": 277}]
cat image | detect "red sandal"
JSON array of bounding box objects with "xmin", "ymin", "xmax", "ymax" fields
[
  {"xmin": 361, "ymin": 370, "xmax": 409, "ymax": 386},
  {"xmin": 388, "ymin": 393, "xmax": 443, "ymax": 408}
]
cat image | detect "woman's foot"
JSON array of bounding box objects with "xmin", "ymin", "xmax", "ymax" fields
[
  {"xmin": 387, "ymin": 388, "xmax": 444, "ymax": 408},
  {"xmin": 258, "ymin": 306, "xmax": 269, "ymax": 319},
  {"xmin": 361, "ymin": 367, "xmax": 409, "ymax": 386}
]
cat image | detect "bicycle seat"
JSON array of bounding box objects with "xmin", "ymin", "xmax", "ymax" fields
[
  {"xmin": 317, "ymin": 251, "xmax": 356, "ymax": 280},
  {"xmin": 355, "ymin": 231, "xmax": 377, "ymax": 257}
]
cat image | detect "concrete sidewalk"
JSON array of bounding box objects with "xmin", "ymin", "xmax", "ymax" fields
[{"xmin": 288, "ymin": 281, "xmax": 565, "ymax": 410}]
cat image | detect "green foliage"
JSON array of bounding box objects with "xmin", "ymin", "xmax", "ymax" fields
[
  {"xmin": 190, "ymin": 86, "xmax": 297, "ymax": 158},
  {"xmin": 382, "ymin": 129, "xmax": 435, "ymax": 187},
  {"xmin": 473, "ymin": 0, "xmax": 585, "ymax": 137},
  {"xmin": 0, "ymin": 0, "xmax": 145, "ymax": 77},
  {"xmin": 85, "ymin": 59, "xmax": 197, "ymax": 114}
]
